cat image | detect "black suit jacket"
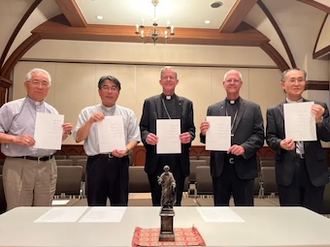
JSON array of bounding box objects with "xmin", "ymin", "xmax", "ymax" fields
[
  {"xmin": 200, "ymin": 98, "xmax": 264, "ymax": 179},
  {"xmin": 140, "ymin": 94, "xmax": 195, "ymax": 176},
  {"xmin": 266, "ymin": 99, "xmax": 330, "ymax": 187}
]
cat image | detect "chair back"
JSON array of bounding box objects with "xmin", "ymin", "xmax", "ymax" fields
[
  {"xmin": 189, "ymin": 160, "xmax": 208, "ymax": 183},
  {"xmin": 195, "ymin": 166, "xmax": 213, "ymax": 195},
  {"xmin": 129, "ymin": 166, "xmax": 150, "ymax": 192},
  {"xmin": 55, "ymin": 166, "xmax": 83, "ymax": 196}
]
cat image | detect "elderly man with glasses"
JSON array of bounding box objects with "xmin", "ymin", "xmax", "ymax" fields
[
  {"xmin": 200, "ymin": 69, "xmax": 264, "ymax": 207},
  {"xmin": 74, "ymin": 75, "xmax": 140, "ymax": 206},
  {"xmin": 266, "ymin": 68, "xmax": 330, "ymax": 213},
  {"xmin": 0, "ymin": 68, "xmax": 73, "ymax": 210}
]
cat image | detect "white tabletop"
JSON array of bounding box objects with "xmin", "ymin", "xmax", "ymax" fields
[{"xmin": 0, "ymin": 206, "xmax": 329, "ymax": 247}]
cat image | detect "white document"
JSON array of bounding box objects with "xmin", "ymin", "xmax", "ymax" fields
[
  {"xmin": 34, "ymin": 113, "xmax": 64, "ymax": 150},
  {"xmin": 197, "ymin": 207, "xmax": 244, "ymax": 222},
  {"xmin": 284, "ymin": 102, "xmax": 317, "ymax": 141},
  {"xmin": 97, "ymin": 116, "xmax": 126, "ymax": 153},
  {"xmin": 51, "ymin": 200, "xmax": 70, "ymax": 206},
  {"xmin": 79, "ymin": 207, "xmax": 126, "ymax": 223},
  {"xmin": 34, "ymin": 207, "xmax": 87, "ymax": 223},
  {"xmin": 156, "ymin": 119, "xmax": 181, "ymax": 154},
  {"xmin": 205, "ymin": 116, "xmax": 231, "ymax": 151}
]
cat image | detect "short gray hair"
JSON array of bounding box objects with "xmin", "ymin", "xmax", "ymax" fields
[
  {"xmin": 25, "ymin": 68, "xmax": 52, "ymax": 85},
  {"xmin": 280, "ymin": 68, "xmax": 307, "ymax": 82},
  {"xmin": 223, "ymin": 70, "xmax": 243, "ymax": 82},
  {"xmin": 160, "ymin": 66, "xmax": 177, "ymax": 79}
]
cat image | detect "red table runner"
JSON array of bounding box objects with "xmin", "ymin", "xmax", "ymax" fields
[{"xmin": 132, "ymin": 226, "xmax": 206, "ymax": 247}]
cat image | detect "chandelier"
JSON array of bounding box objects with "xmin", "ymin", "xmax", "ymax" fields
[{"xmin": 135, "ymin": 0, "xmax": 175, "ymax": 45}]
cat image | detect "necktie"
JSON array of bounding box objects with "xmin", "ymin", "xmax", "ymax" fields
[{"xmin": 296, "ymin": 141, "xmax": 304, "ymax": 155}]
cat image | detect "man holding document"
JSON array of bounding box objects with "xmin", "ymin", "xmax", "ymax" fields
[
  {"xmin": 74, "ymin": 75, "xmax": 140, "ymax": 206},
  {"xmin": 140, "ymin": 66, "xmax": 195, "ymax": 206},
  {"xmin": 266, "ymin": 68, "xmax": 330, "ymax": 213},
  {"xmin": 200, "ymin": 70, "xmax": 264, "ymax": 206},
  {"xmin": 0, "ymin": 68, "xmax": 73, "ymax": 210}
]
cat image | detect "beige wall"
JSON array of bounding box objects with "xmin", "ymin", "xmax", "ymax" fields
[
  {"xmin": 23, "ymin": 40, "xmax": 276, "ymax": 68},
  {"xmin": 14, "ymin": 61, "xmax": 283, "ymax": 145}
]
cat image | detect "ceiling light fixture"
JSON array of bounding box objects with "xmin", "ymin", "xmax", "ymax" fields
[
  {"xmin": 210, "ymin": 1, "xmax": 223, "ymax": 8},
  {"xmin": 204, "ymin": 20, "xmax": 211, "ymax": 24},
  {"xmin": 96, "ymin": 15, "xmax": 104, "ymax": 20},
  {"xmin": 135, "ymin": 0, "xmax": 174, "ymax": 45}
]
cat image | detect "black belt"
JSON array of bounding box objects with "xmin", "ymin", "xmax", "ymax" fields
[
  {"xmin": 225, "ymin": 154, "xmax": 235, "ymax": 165},
  {"xmin": 296, "ymin": 153, "xmax": 305, "ymax": 159},
  {"xmin": 14, "ymin": 155, "xmax": 54, "ymax": 162},
  {"xmin": 88, "ymin": 153, "xmax": 127, "ymax": 159}
]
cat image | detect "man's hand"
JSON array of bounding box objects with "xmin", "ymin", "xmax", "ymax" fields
[
  {"xmin": 280, "ymin": 139, "xmax": 295, "ymax": 150},
  {"xmin": 227, "ymin": 145, "xmax": 245, "ymax": 156},
  {"xmin": 312, "ymin": 104, "xmax": 325, "ymax": 123},
  {"xmin": 88, "ymin": 112, "xmax": 105, "ymax": 124},
  {"xmin": 112, "ymin": 149, "xmax": 127, "ymax": 158},
  {"xmin": 179, "ymin": 132, "xmax": 191, "ymax": 144},
  {"xmin": 62, "ymin": 123, "xmax": 73, "ymax": 135},
  {"xmin": 200, "ymin": 121, "xmax": 210, "ymax": 136},
  {"xmin": 14, "ymin": 134, "xmax": 35, "ymax": 147},
  {"xmin": 146, "ymin": 133, "xmax": 158, "ymax": 145}
]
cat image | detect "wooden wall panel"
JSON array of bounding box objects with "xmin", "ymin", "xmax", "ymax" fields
[{"xmin": 0, "ymin": 87, "xmax": 6, "ymax": 107}]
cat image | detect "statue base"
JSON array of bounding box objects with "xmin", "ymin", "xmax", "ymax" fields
[{"xmin": 159, "ymin": 207, "xmax": 175, "ymax": 242}]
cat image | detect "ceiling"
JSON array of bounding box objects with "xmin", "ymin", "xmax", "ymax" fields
[{"xmin": 75, "ymin": 0, "xmax": 238, "ymax": 29}]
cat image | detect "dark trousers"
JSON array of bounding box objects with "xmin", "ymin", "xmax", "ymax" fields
[
  {"xmin": 213, "ymin": 163, "xmax": 254, "ymax": 206},
  {"xmin": 86, "ymin": 154, "xmax": 129, "ymax": 206},
  {"xmin": 147, "ymin": 156, "xmax": 185, "ymax": 206},
  {"xmin": 278, "ymin": 158, "xmax": 324, "ymax": 213}
]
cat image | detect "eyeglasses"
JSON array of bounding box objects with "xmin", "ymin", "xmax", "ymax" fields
[
  {"xmin": 162, "ymin": 76, "xmax": 176, "ymax": 81},
  {"xmin": 225, "ymin": 79, "xmax": 241, "ymax": 84},
  {"xmin": 101, "ymin": 86, "xmax": 119, "ymax": 92},
  {"xmin": 30, "ymin": 80, "xmax": 50, "ymax": 88},
  {"xmin": 287, "ymin": 78, "xmax": 305, "ymax": 84}
]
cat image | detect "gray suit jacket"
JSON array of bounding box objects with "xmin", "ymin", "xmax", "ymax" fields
[
  {"xmin": 200, "ymin": 98, "xmax": 264, "ymax": 179},
  {"xmin": 266, "ymin": 99, "xmax": 330, "ymax": 187}
]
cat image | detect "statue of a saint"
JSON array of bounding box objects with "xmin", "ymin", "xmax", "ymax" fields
[{"xmin": 158, "ymin": 165, "xmax": 176, "ymax": 209}]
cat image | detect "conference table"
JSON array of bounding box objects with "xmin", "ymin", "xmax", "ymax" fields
[{"xmin": 0, "ymin": 206, "xmax": 329, "ymax": 246}]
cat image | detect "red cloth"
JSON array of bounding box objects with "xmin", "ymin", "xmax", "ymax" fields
[{"xmin": 132, "ymin": 227, "xmax": 206, "ymax": 247}]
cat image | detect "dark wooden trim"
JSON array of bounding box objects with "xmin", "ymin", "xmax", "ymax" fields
[
  {"xmin": 306, "ymin": 80, "xmax": 330, "ymax": 90},
  {"xmin": 219, "ymin": 0, "xmax": 258, "ymax": 33},
  {"xmin": 1, "ymin": 34, "xmax": 41, "ymax": 79},
  {"xmin": 0, "ymin": 77, "xmax": 13, "ymax": 88},
  {"xmin": 259, "ymin": 42, "xmax": 290, "ymax": 72},
  {"xmin": 314, "ymin": 45, "xmax": 330, "ymax": 59},
  {"xmin": 0, "ymin": 0, "xmax": 42, "ymax": 71},
  {"xmin": 313, "ymin": 14, "xmax": 330, "ymax": 59},
  {"xmin": 31, "ymin": 15, "xmax": 270, "ymax": 46},
  {"xmin": 258, "ymin": 0, "xmax": 296, "ymax": 68},
  {"xmin": 0, "ymin": 87, "xmax": 6, "ymax": 107},
  {"xmin": 296, "ymin": 0, "xmax": 330, "ymax": 13},
  {"xmin": 54, "ymin": 0, "xmax": 87, "ymax": 27}
]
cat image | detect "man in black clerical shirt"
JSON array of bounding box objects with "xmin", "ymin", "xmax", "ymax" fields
[
  {"xmin": 140, "ymin": 66, "xmax": 195, "ymax": 206},
  {"xmin": 200, "ymin": 69, "xmax": 264, "ymax": 206}
]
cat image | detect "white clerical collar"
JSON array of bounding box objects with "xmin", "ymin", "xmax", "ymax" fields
[
  {"xmin": 26, "ymin": 96, "xmax": 44, "ymax": 106},
  {"xmin": 162, "ymin": 93, "xmax": 175, "ymax": 100},
  {"xmin": 101, "ymin": 104, "xmax": 116, "ymax": 111},
  {"xmin": 286, "ymin": 97, "xmax": 303, "ymax": 103}
]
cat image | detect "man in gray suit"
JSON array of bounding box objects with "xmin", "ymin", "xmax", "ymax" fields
[
  {"xmin": 200, "ymin": 69, "xmax": 264, "ymax": 206},
  {"xmin": 266, "ymin": 68, "xmax": 330, "ymax": 213}
]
